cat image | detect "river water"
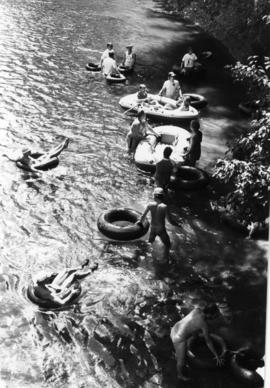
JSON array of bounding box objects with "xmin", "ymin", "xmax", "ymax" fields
[{"xmin": 0, "ymin": 0, "xmax": 268, "ymax": 387}]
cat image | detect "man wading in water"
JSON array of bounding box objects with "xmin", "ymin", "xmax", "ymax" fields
[
  {"xmin": 137, "ymin": 187, "xmax": 172, "ymax": 252},
  {"xmin": 170, "ymin": 304, "xmax": 223, "ymax": 380}
]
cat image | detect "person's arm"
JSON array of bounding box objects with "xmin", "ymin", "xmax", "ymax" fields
[
  {"xmin": 201, "ymin": 322, "xmax": 223, "ymax": 365},
  {"xmin": 181, "ymin": 55, "xmax": 186, "ymax": 69},
  {"xmin": 158, "ymin": 82, "xmax": 166, "ymax": 96},
  {"xmin": 137, "ymin": 205, "xmax": 150, "ymax": 225},
  {"xmin": 132, "ymin": 53, "xmax": 136, "ymax": 67}
]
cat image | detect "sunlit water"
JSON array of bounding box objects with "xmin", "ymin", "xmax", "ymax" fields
[{"xmin": 0, "ymin": 0, "xmax": 267, "ymax": 387}]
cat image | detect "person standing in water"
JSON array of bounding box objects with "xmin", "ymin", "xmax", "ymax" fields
[
  {"xmin": 155, "ymin": 147, "xmax": 175, "ymax": 191},
  {"xmin": 102, "ymin": 50, "xmax": 120, "ymax": 77},
  {"xmin": 122, "ymin": 44, "xmax": 136, "ymax": 70},
  {"xmin": 137, "ymin": 187, "xmax": 171, "ymax": 250},
  {"xmin": 185, "ymin": 119, "xmax": 202, "ymax": 166},
  {"xmin": 99, "ymin": 42, "xmax": 113, "ymax": 67},
  {"xmin": 158, "ymin": 72, "xmax": 182, "ymax": 101},
  {"xmin": 170, "ymin": 304, "xmax": 223, "ymax": 381},
  {"xmin": 181, "ymin": 47, "xmax": 198, "ymax": 75}
]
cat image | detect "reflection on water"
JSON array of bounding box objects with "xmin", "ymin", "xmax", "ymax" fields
[{"xmin": 0, "ymin": 0, "xmax": 267, "ymax": 387}]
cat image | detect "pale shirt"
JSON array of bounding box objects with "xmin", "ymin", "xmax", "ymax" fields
[
  {"xmin": 182, "ymin": 53, "xmax": 198, "ymax": 68},
  {"xmin": 124, "ymin": 51, "xmax": 135, "ymax": 68},
  {"xmin": 161, "ymin": 79, "xmax": 181, "ymax": 100},
  {"xmin": 100, "ymin": 48, "xmax": 110, "ymax": 65},
  {"xmin": 102, "ymin": 57, "xmax": 118, "ymax": 75}
]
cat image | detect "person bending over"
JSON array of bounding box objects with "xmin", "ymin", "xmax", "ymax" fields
[{"xmin": 170, "ymin": 304, "xmax": 223, "ymax": 381}]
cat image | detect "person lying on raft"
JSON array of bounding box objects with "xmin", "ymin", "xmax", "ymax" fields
[
  {"xmin": 161, "ymin": 96, "xmax": 191, "ymax": 111},
  {"xmin": 170, "ymin": 304, "xmax": 223, "ymax": 381},
  {"xmin": 127, "ymin": 110, "xmax": 160, "ymax": 155},
  {"xmin": 33, "ymin": 260, "xmax": 98, "ymax": 305},
  {"xmin": 6, "ymin": 138, "xmax": 69, "ymax": 172}
]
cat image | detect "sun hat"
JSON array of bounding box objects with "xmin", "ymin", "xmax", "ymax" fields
[
  {"xmin": 126, "ymin": 44, "xmax": 133, "ymax": 48},
  {"xmin": 139, "ymin": 84, "xmax": 147, "ymax": 88},
  {"xmin": 154, "ymin": 187, "xmax": 164, "ymax": 197},
  {"xmin": 168, "ymin": 71, "xmax": 176, "ymax": 77}
]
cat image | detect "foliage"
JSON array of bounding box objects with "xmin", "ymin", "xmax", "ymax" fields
[{"xmin": 226, "ymin": 56, "xmax": 270, "ymax": 106}]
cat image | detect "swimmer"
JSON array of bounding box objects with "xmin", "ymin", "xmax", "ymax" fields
[{"xmin": 170, "ymin": 304, "xmax": 223, "ymax": 380}]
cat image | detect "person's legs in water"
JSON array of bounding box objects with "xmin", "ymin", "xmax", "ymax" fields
[
  {"xmin": 148, "ymin": 228, "xmax": 157, "ymax": 244},
  {"xmin": 173, "ymin": 340, "xmax": 190, "ymax": 381},
  {"xmin": 47, "ymin": 138, "xmax": 69, "ymax": 158},
  {"xmin": 158, "ymin": 229, "xmax": 171, "ymax": 249},
  {"xmin": 48, "ymin": 259, "xmax": 90, "ymax": 291}
]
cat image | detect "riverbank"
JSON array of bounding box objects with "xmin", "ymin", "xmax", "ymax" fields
[{"xmin": 153, "ymin": 0, "xmax": 270, "ymax": 61}]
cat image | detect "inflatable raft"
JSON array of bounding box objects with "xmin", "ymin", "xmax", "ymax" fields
[
  {"xmin": 119, "ymin": 93, "xmax": 199, "ymax": 121},
  {"xmin": 134, "ymin": 125, "xmax": 190, "ymax": 172},
  {"xmin": 230, "ymin": 349, "xmax": 264, "ymax": 387}
]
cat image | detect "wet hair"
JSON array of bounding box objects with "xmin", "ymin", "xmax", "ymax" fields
[
  {"xmin": 190, "ymin": 119, "xmax": 200, "ymax": 131},
  {"xmin": 164, "ymin": 147, "xmax": 172, "ymax": 158},
  {"xmin": 203, "ymin": 304, "xmax": 219, "ymax": 318},
  {"xmin": 138, "ymin": 110, "xmax": 146, "ymax": 120}
]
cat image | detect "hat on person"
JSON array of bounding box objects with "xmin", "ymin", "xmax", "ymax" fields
[
  {"xmin": 22, "ymin": 147, "xmax": 31, "ymax": 154},
  {"xmin": 168, "ymin": 71, "xmax": 176, "ymax": 77},
  {"xmin": 153, "ymin": 187, "xmax": 164, "ymax": 198},
  {"xmin": 126, "ymin": 44, "xmax": 133, "ymax": 48},
  {"xmin": 139, "ymin": 84, "xmax": 147, "ymax": 89},
  {"xmin": 107, "ymin": 42, "xmax": 113, "ymax": 46}
]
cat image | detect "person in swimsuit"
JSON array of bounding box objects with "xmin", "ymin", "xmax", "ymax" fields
[
  {"xmin": 33, "ymin": 260, "xmax": 98, "ymax": 304},
  {"xmin": 137, "ymin": 187, "xmax": 171, "ymax": 250},
  {"xmin": 170, "ymin": 304, "xmax": 223, "ymax": 380}
]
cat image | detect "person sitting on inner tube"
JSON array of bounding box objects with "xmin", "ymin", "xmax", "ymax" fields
[
  {"xmin": 99, "ymin": 42, "xmax": 113, "ymax": 68},
  {"xmin": 162, "ymin": 96, "xmax": 191, "ymax": 111},
  {"xmin": 102, "ymin": 50, "xmax": 121, "ymax": 77},
  {"xmin": 121, "ymin": 44, "xmax": 136, "ymax": 70},
  {"xmin": 11, "ymin": 138, "xmax": 69, "ymax": 172},
  {"xmin": 184, "ymin": 119, "xmax": 202, "ymax": 167},
  {"xmin": 126, "ymin": 110, "xmax": 160, "ymax": 155},
  {"xmin": 170, "ymin": 304, "xmax": 223, "ymax": 381},
  {"xmin": 180, "ymin": 47, "xmax": 198, "ymax": 75},
  {"xmin": 33, "ymin": 260, "xmax": 98, "ymax": 305}
]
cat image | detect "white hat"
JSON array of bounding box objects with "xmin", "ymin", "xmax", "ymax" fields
[{"xmin": 153, "ymin": 187, "xmax": 164, "ymax": 197}]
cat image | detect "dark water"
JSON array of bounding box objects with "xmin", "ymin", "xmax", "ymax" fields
[{"xmin": 0, "ymin": 0, "xmax": 267, "ymax": 387}]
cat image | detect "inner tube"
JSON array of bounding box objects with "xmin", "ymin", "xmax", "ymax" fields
[
  {"xmin": 187, "ymin": 334, "xmax": 227, "ymax": 369},
  {"xmin": 221, "ymin": 212, "xmax": 268, "ymax": 238},
  {"xmin": 106, "ymin": 73, "xmax": 126, "ymax": 83},
  {"xmin": 118, "ymin": 65, "xmax": 134, "ymax": 74},
  {"xmin": 170, "ymin": 166, "xmax": 209, "ymax": 190},
  {"xmin": 97, "ymin": 208, "xmax": 149, "ymax": 241},
  {"xmin": 85, "ymin": 62, "xmax": 101, "ymax": 72},
  {"xmin": 183, "ymin": 93, "xmax": 208, "ymax": 109},
  {"xmin": 27, "ymin": 275, "xmax": 81, "ymax": 310},
  {"xmin": 16, "ymin": 152, "xmax": 59, "ymax": 172},
  {"xmin": 230, "ymin": 351, "xmax": 264, "ymax": 387}
]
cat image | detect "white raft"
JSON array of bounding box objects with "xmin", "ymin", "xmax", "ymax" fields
[
  {"xmin": 119, "ymin": 93, "xmax": 199, "ymax": 121},
  {"xmin": 134, "ymin": 125, "xmax": 190, "ymax": 172}
]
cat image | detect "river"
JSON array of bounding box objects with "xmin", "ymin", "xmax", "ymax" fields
[{"xmin": 0, "ymin": 0, "xmax": 267, "ymax": 387}]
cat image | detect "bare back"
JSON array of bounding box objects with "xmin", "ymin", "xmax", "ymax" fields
[
  {"xmin": 171, "ymin": 308, "xmax": 206, "ymax": 343},
  {"xmin": 148, "ymin": 201, "xmax": 167, "ymax": 231}
]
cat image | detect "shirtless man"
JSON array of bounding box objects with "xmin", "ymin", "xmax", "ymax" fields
[
  {"xmin": 170, "ymin": 305, "xmax": 223, "ymax": 380},
  {"xmin": 137, "ymin": 187, "xmax": 171, "ymax": 250}
]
